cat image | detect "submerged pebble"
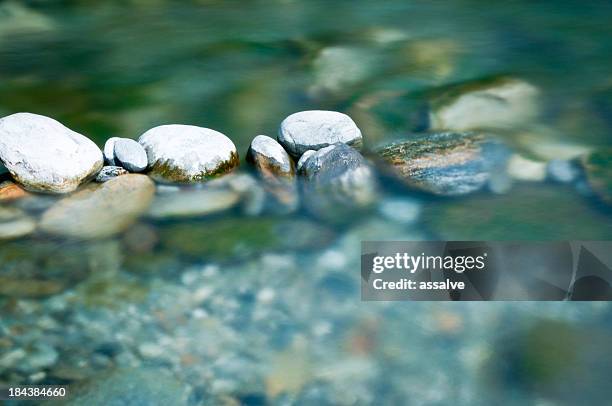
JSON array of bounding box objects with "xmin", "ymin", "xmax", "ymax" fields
[
  {"xmin": 0, "ymin": 206, "xmax": 36, "ymax": 240},
  {"xmin": 0, "ymin": 113, "xmax": 103, "ymax": 193},
  {"xmin": 429, "ymin": 77, "xmax": 539, "ymax": 131},
  {"xmin": 278, "ymin": 110, "xmax": 363, "ymax": 158},
  {"xmin": 580, "ymin": 149, "xmax": 612, "ymax": 204},
  {"xmin": 506, "ymin": 154, "xmax": 547, "ymax": 182},
  {"xmin": 0, "ymin": 180, "xmax": 30, "ymax": 201},
  {"xmin": 147, "ymin": 187, "xmax": 241, "ymax": 219},
  {"xmin": 377, "ymin": 132, "xmax": 509, "ymax": 196},
  {"xmin": 377, "ymin": 197, "xmax": 422, "ymax": 224},
  {"xmin": 139, "ymin": 124, "xmax": 239, "ymax": 183},
  {"xmin": 40, "ymin": 174, "xmax": 155, "ymax": 239},
  {"xmin": 547, "ymin": 159, "xmax": 580, "ymax": 183}
]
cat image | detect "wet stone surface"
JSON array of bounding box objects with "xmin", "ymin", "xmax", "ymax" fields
[{"xmin": 377, "ymin": 132, "xmax": 510, "ymax": 196}]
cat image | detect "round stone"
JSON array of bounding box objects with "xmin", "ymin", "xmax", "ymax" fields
[
  {"xmin": 278, "ymin": 110, "xmax": 363, "ymax": 158},
  {"xmin": 138, "ymin": 125, "xmax": 239, "ymax": 183},
  {"xmin": 114, "ymin": 138, "xmax": 148, "ymax": 172},
  {"xmin": 247, "ymin": 135, "xmax": 294, "ymax": 177},
  {"xmin": 40, "ymin": 174, "xmax": 155, "ymax": 239},
  {"xmin": 0, "ymin": 113, "xmax": 103, "ymax": 193},
  {"xmin": 103, "ymin": 137, "xmax": 119, "ymax": 165}
]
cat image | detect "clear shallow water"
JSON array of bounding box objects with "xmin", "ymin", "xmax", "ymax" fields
[{"xmin": 1, "ymin": 1, "xmax": 612, "ymax": 405}]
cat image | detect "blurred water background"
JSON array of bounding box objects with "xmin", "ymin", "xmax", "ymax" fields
[{"xmin": 1, "ymin": 0, "xmax": 612, "ymax": 405}]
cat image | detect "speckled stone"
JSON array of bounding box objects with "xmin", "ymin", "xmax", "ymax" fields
[{"xmin": 377, "ymin": 132, "xmax": 510, "ymax": 196}]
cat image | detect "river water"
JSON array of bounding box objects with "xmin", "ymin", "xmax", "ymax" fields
[{"xmin": 1, "ymin": 1, "xmax": 611, "ymax": 405}]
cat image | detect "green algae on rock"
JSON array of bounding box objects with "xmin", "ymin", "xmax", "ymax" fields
[
  {"xmin": 423, "ymin": 184, "xmax": 612, "ymax": 240},
  {"xmin": 377, "ymin": 132, "xmax": 509, "ymax": 196},
  {"xmin": 139, "ymin": 124, "xmax": 239, "ymax": 183},
  {"xmin": 581, "ymin": 149, "xmax": 612, "ymax": 205}
]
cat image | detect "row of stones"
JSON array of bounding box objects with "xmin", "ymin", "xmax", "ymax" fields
[
  {"xmin": 0, "ymin": 108, "xmax": 610, "ymax": 212},
  {"xmin": 0, "ymin": 110, "xmax": 362, "ymax": 191}
]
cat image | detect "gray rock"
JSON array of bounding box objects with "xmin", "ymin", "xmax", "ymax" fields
[
  {"xmin": 377, "ymin": 132, "xmax": 510, "ymax": 196},
  {"xmin": 40, "ymin": 174, "xmax": 155, "ymax": 239},
  {"xmin": 299, "ymin": 143, "xmax": 377, "ymax": 221},
  {"xmin": 547, "ymin": 159, "xmax": 580, "ymax": 183},
  {"xmin": 0, "ymin": 206, "xmax": 36, "ymax": 240},
  {"xmin": 296, "ymin": 150, "xmax": 316, "ymax": 171},
  {"xmin": 278, "ymin": 110, "xmax": 363, "ymax": 158},
  {"xmin": 103, "ymin": 137, "xmax": 119, "ymax": 165},
  {"xmin": 247, "ymin": 135, "xmax": 298, "ymax": 214},
  {"xmin": 114, "ymin": 138, "xmax": 148, "ymax": 172},
  {"xmin": 95, "ymin": 166, "xmax": 128, "ymax": 182},
  {"xmin": 138, "ymin": 124, "xmax": 239, "ymax": 183},
  {"xmin": 0, "ymin": 113, "xmax": 103, "ymax": 193}
]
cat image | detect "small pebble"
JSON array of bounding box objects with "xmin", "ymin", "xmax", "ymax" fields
[
  {"xmin": 378, "ymin": 198, "xmax": 422, "ymax": 224},
  {"xmin": 103, "ymin": 137, "xmax": 120, "ymax": 165},
  {"xmin": 114, "ymin": 138, "xmax": 148, "ymax": 172},
  {"xmin": 547, "ymin": 159, "xmax": 579, "ymax": 183},
  {"xmin": 96, "ymin": 166, "xmax": 128, "ymax": 182}
]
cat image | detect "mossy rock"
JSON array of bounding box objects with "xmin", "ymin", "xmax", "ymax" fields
[
  {"xmin": 160, "ymin": 217, "xmax": 334, "ymax": 261},
  {"xmin": 423, "ymin": 184, "xmax": 612, "ymax": 240},
  {"xmin": 581, "ymin": 148, "xmax": 612, "ymax": 205}
]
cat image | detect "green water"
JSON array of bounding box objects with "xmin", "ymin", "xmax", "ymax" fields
[{"xmin": 1, "ymin": 1, "xmax": 612, "ymax": 405}]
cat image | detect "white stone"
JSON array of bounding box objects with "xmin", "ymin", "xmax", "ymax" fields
[
  {"xmin": 278, "ymin": 110, "xmax": 362, "ymax": 157},
  {"xmin": 114, "ymin": 138, "xmax": 148, "ymax": 172},
  {"xmin": 138, "ymin": 125, "xmax": 238, "ymax": 183},
  {"xmin": 248, "ymin": 135, "xmax": 293, "ymax": 174},
  {"xmin": 506, "ymin": 154, "xmax": 547, "ymax": 182},
  {"xmin": 103, "ymin": 137, "xmax": 119, "ymax": 165},
  {"xmin": 0, "ymin": 113, "xmax": 103, "ymax": 193},
  {"xmin": 430, "ymin": 79, "xmax": 539, "ymax": 131}
]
